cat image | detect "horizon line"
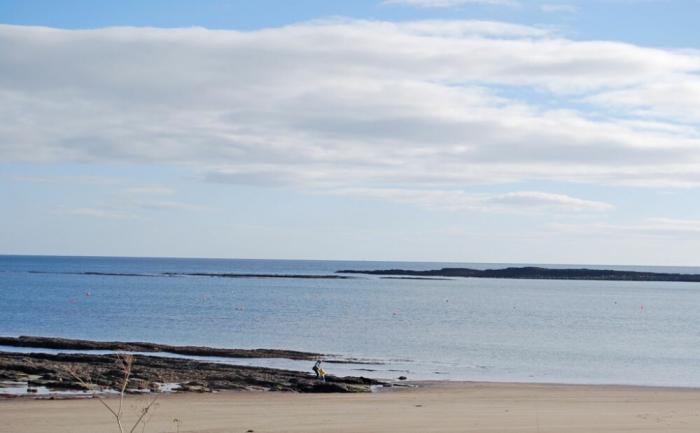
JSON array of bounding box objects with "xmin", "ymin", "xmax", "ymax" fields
[{"xmin": 1, "ymin": 253, "xmax": 698, "ymax": 269}]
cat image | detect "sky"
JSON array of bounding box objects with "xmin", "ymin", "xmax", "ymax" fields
[{"xmin": 1, "ymin": 0, "xmax": 700, "ymax": 265}]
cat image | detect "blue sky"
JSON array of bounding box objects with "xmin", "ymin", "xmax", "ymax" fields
[
  {"xmin": 2, "ymin": 0, "xmax": 698, "ymax": 46},
  {"xmin": 1, "ymin": 0, "xmax": 700, "ymax": 265}
]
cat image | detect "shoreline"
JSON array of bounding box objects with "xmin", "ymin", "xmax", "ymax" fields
[
  {"xmin": 8, "ymin": 377, "xmax": 700, "ymax": 400},
  {"xmin": 4, "ymin": 380, "xmax": 700, "ymax": 433},
  {"xmin": 405, "ymin": 379, "xmax": 700, "ymax": 392},
  {"xmin": 0, "ymin": 350, "xmax": 384, "ymax": 396},
  {"xmin": 0, "ymin": 335, "xmax": 327, "ymax": 361},
  {"xmin": 7, "ymin": 378, "xmax": 700, "ymax": 400},
  {"xmin": 3, "ymin": 336, "xmax": 697, "ymax": 393}
]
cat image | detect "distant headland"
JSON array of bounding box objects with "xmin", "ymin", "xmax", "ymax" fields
[{"xmin": 337, "ymin": 266, "xmax": 700, "ymax": 283}]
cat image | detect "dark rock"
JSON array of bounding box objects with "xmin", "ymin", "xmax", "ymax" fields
[
  {"xmin": 28, "ymin": 270, "xmax": 355, "ymax": 280},
  {"xmin": 0, "ymin": 336, "xmax": 324, "ymax": 361},
  {"xmin": 338, "ymin": 266, "xmax": 700, "ymax": 283},
  {"xmin": 0, "ymin": 351, "xmax": 385, "ymax": 395},
  {"xmin": 309, "ymin": 382, "xmax": 350, "ymax": 393}
]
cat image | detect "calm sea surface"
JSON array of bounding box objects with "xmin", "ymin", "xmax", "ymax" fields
[{"xmin": 2, "ymin": 255, "xmax": 700, "ymax": 387}]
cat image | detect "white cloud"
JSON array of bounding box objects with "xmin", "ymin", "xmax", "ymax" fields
[
  {"xmin": 51, "ymin": 185, "xmax": 206, "ymax": 220},
  {"xmin": 135, "ymin": 200, "xmax": 207, "ymax": 212},
  {"xmin": 382, "ymin": 0, "xmax": 518, "ymax": 8},
  {"xmin": 1, "ymin": 20, "xmax": 700, "ymax": 214},
  {"xmin": 642, "ymin": 218, "xmax": 700, "ymax": 234},
  {"xmin": 552, "ymin": 218, "xmax": 700, "ymax": 238},
  {"xmin": 115, "ymin": 186, "xmax": 207, "ymax": 212},
  {"xmin": 483, "ymin": 191, "xmax": 612, "ymax": 211},
  {"xmin": 394, "ymin": 19, "xmax": 550, "ymax": 37},
  {"xmin": 585, "ymin": 77, "xmax": 700, "ymax": 123},
  {"xmin": 335, "ymin": 188, "xmax": 613, "ymax": 212},
  {"xmin": 8, "ymin": 174, "xmax": 125, "ymax": 185},
  {"xmin": 122, "ymin": 186, "xmax": 176, "ymax": 196},
  {"xmin": 58, "ymin": 207, "xmax": 135, "ymax": 220}
]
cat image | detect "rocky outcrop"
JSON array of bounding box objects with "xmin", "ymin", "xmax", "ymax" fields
[
  {"xmin": 28, "ymin": 270, "xmax": 354, "ymax": 279},
  {"xmin": 0, "ymin": 336, "xmax": 323, "ymax": 360},
  {"xmin": 338, "ymin": 266, "xmax": 700, "ymax": 283},
  {"xmin": 0, "ymin": 351, "xmax": 383, "ymax": 394}
]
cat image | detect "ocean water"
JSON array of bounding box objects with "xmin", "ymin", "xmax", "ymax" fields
[{"xmin": 2, "ymin": 255, "xmax": 700, "ymax": 387}]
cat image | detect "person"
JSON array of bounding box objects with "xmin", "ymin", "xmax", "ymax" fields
[{"xmin": 312, "ymin": 359, "xmax": 326, "ymax": 381}]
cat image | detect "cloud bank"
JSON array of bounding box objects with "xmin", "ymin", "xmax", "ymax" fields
[{"xmin": 1, "ymin": 20, "xmax": 699, "ymax": 213}]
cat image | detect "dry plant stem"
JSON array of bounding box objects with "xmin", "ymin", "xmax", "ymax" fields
[
  {"xmin": 138, "ymin": 400, "xmax": 159, "ymax": 433},
  {"xmin": 129, "ymin": 394, "xmax": 159, "ymax": 433},
  {"xmin": 117, "ymin": 354, "xmax": 133, "ymax": 432},
  {"xmin": 65, "ymin": 353, "xmax": 160, "ymax": 433}
]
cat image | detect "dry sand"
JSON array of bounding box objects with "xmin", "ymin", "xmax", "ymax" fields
[{"xmin": 2, "ymin": 381, "xmax": 700, "ymax": 433}]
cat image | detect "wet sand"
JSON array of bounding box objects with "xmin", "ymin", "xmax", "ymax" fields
[{"xmin": 3, "ymin": 381, "xmax": 700, "ymax": 433}]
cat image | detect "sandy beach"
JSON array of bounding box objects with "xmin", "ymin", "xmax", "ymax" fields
[{"xmin": 3, "ymin": 381, "xmax": 700, "ymax": 433}]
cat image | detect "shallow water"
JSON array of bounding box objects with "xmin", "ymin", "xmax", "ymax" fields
[
  {"xmin": 0, "ymin": 377, "xmax": 178, "ymax": 397},
  {"xmin": 2, "ymin": 255, "xmax": 700, "ymax": 386}
]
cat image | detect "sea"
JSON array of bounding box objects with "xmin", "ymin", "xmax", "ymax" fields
[{"xmin": 2, "ymin": 255, "xmax": 700, "ymax": 388}]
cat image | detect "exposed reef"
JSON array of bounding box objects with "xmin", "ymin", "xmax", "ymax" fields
[
  {"xmin": 0, "ymin": 351, "xmax": 382, "ymax": 395},
  {"xmin": 0, "ymin": 336, "xmax": 323, "ymax": 361},
  {"xmin": 168, "ymin": 272, "xmax": 354, "ymax": 279},
  {"xmin": 28, "ymin": 271, "xmax": 354, "ymax": 279}
]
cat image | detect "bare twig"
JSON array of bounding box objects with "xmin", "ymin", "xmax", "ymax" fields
[
  {"xmin": 63, "ymin": 353, "xmax": 160, "ymax": 433},
  {"xmin": 172, "ymin": 418, "xmax": 182, "ymax": 433},
  {"xmin": 129, "ymin": 394, "xmax": 160, "ymax": 433},
  {"xmin": 117, "ymin": 353, "xmax": 134, "ymax": 431}
]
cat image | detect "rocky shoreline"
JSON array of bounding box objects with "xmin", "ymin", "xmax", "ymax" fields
[
  {"xmin": 0, "ymin": 336, "xmax": 323, "ymax": 361},
  {"xmin": 0, "ymin": 337, "xmax": 386, "ymax": 396}
]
